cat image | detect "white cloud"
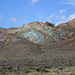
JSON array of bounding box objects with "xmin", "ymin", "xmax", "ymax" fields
[
  {"xmin": 65, "ymin": 0, "xmax": 75, "ymax": 6},
  {"xmin": 0, "ymin": 14, "xmax": 2, "ymax": 21},
  {"xmin": 10, "ymin": 17, "xmax": 17, "ymax": 23},
  {"xmin": 59, "ymin": 9, "xmax": 66, "ymax": 13},
  {"xmin": 58, "ymin": 16, "xmax": 66, "ymax": 21},
  {"xmin": 55, "ymin": 13, "xmax": 75, "ymax": 25},
  {"xmin": 28, "ymin": 0, "xmax": 39, "ymax": 6},
  {"xmin": 55, "ymin": 16, "xmax": 67, "ymax": 26},
  {"xmin": 32, "ymin": 0, "xmax": 39, "ymax": 3},
  {"xmin": 46, "ymin": 13, "xmax": 75, "ymax": 26},
  {"xmin": 46, "ymin": 15, "xmax": 54, "ymax": 22},
  {"xmin": 56, "ymin": 21, "xmax": 63, "ymax": 26},
  {"xmin": 68, "ymin": 13, "xmax": 75, "ymax": 20}
]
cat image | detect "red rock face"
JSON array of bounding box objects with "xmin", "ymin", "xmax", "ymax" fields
[{"xmin": 45, "ymin": 22, "xmax": 55, "ymax": 27}]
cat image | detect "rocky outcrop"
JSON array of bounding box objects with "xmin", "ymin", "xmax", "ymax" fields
[
  {"xmin": 7, "ymin": 21, "xmax": 74, "ymax": 45},
  {"xmin": 45, "ymin": 22, "xmax": 55, "ymax": 27},
  {"xmin": 57, "ymin": 19, "xmax": 75, "ymax": 32},
  {"xmin": 0, "ymin": 20, "xmax": 75, "ymax": 70},
  {"xmin": 0, "ymin": 21, "xmax": 74, "ymax": 48}
]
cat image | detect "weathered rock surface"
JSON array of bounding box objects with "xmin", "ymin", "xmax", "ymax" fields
[
  {"xmin": 3, "ymin": 21, "xmax": 73, "ymax": 46},
  {"xmin": 0, "ymin": 20, "xmax": 75, "ymax": 70}
]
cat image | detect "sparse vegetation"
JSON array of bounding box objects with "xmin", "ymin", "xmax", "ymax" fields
[
  {"xmin": 12, "ymin": 69, "xmax": 19, "ymax": 75},
  {"xmin": 0, "ymin": 67, "xmax": 75, "ymax": 75},
  {"xmin": 69, "ymin": 60, "xmax": 72, "ymax": 66},
  {"xmin": 23, "ymin": 69, "xmax": 32, "ymax": 74},
  {"xmin": 0, "ymin": 20, "xmax": 75, "ymax": 75},
  {"xmin": 12, "ymin": 71, "xmax": 19, "ymax": 75},
  {"xmin": 36, "ymin": 68, "xmax": 48, "ymax": 72},
  {"xmin": 0, "ymin": 70, "xmax": 6, "ymax": 74},
  {"xmin": 8, "ymin": 66, "xmax": 12, "ymax": 70}
]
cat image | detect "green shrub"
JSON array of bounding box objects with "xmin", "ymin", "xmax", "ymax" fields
[
  {"xmin": 0, "ymin": 70, "xmax": 6, "ymax": 74},
  {"xmin": 12, "ymin": 69, "xmax": 19, "ymax": 75},
  {"xmin": 8, "ymin": 66, "xmax": 12, "ymax": 70},
  {"xmin": 36, "ymin": 68, "xmax": 42, "ymax": 72},
  {"xmin": 69, "ymin": 60, "xmax": 72, "ymax": 66},
  {"xmin": 23, "ymin": 69, "xmax": 32, "ymax": 74},
  {"xmin": 36, "ymin": 68, "xmax": 48, "ymax": 72},
  {"xmin": 12, "ymin": 72, "xmax": 19, "ymax": 75}
]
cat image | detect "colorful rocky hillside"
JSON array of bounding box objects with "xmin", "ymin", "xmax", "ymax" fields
[
  {"xmin": 0, "ymin": 20, "xmax": 75, "ymax": 70},
  {"xmin": 0, "ymin": 21, "xmax": 74, "ymax": 48}
]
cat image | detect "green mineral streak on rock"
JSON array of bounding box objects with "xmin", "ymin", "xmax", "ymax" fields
[{"xmin": 7, "ymin": 22, "xmax": 73, "ymax": 44}]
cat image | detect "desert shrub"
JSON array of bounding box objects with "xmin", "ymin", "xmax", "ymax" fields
[
  {"xmin": 23, "ymin": 69, "xmax": 32, "ymax": 74},
  {"xmin": 12, "ymin": 71, "xmax": 19, "ymax": 75},
  {"xmin": 0, "ymin": 70, "xmax": 6, "ymax": 74},
  {"xmin": 12, "ymin": 70, "xmax": 19, "ymax": 75},
  {"xmin": 12, "ymin": 69, "xmax": 19, "ymax": 75},
  {"xmin": 65, "ymin": 69, "xmax": 70, "ymax": 72},
  {"xmin": 36, "ymin": 68, "xmax": 48, "ymax": 72},
  {"xmin": 58, "ymin": 67, "xmax": 63, "ymax": 71},
  {"xmin": 44, "ymin": 65, "xmax": 51, "ymax": 68},
  {"xmin": 36, "ymin": 68, "xmax": 43, "ymax": 72},
  {"xmin": 69, "ymin": 60, "xmax": 72, "ymax": 66},
  {"xmin": 12, "ymin": 69, "xmax": 18, "ymax": 72},
  {"xmin": 70, "ymin": 68, "xmax": 75, "ymax": 72},
  {"xmin": 70, "ymin": 72, "xmax": 75, "ymax": 75},
  {"xmin": 8, "ymin": 66, "xmax": 12, "ymax": 70}
]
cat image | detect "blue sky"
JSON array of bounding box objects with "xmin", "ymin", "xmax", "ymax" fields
[{"xmin": 0, "ymin": 0, "xmax": 75, "ymax": 28}]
